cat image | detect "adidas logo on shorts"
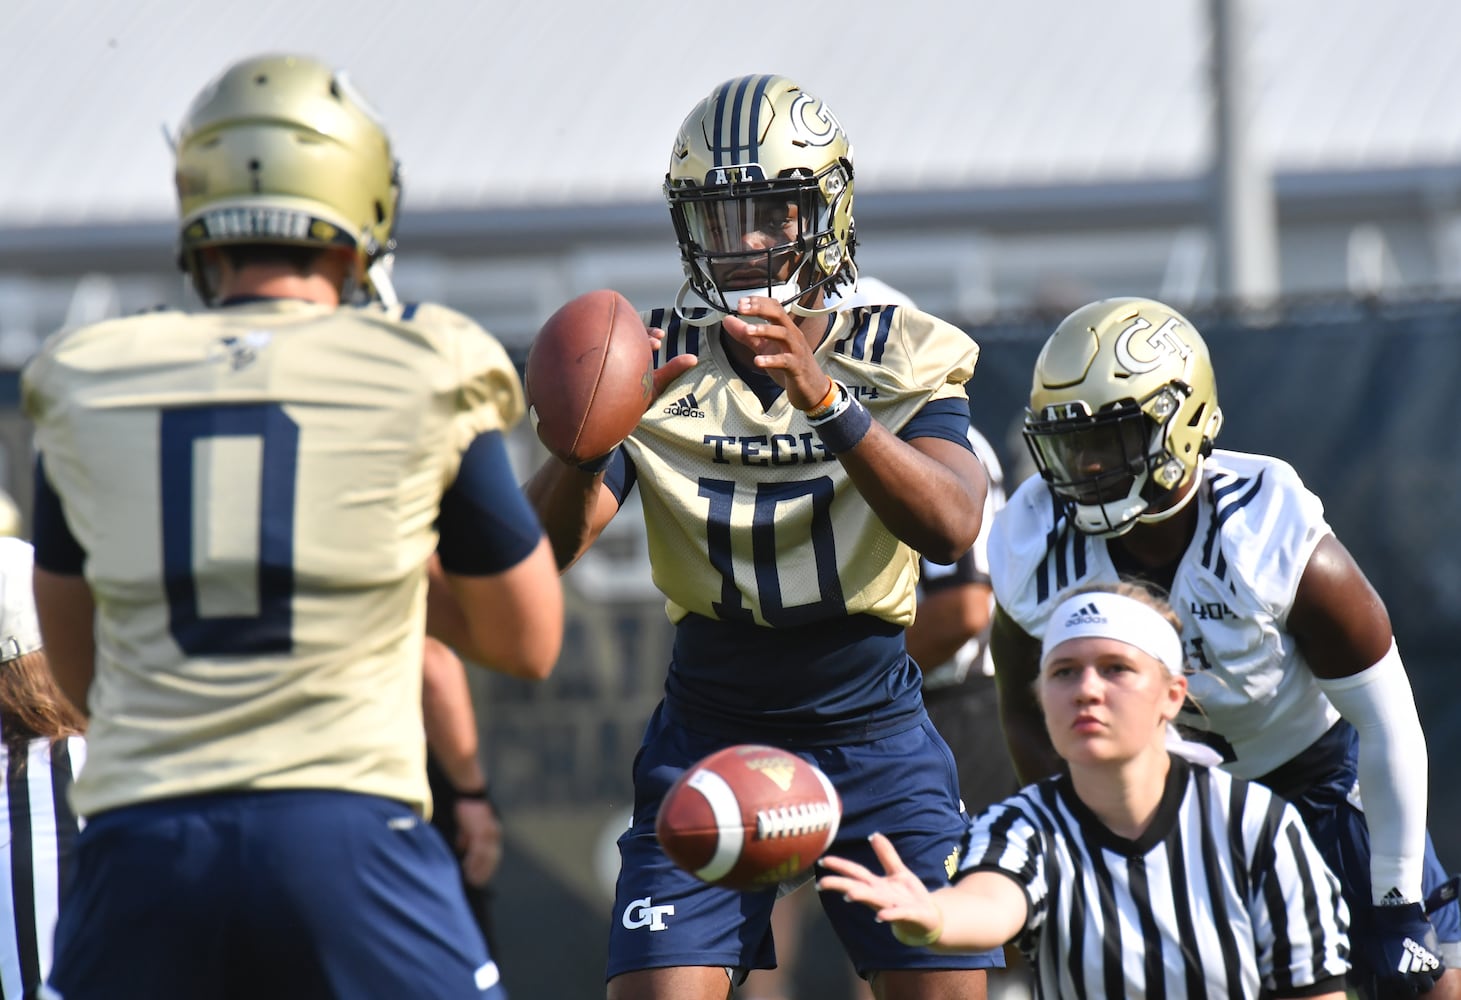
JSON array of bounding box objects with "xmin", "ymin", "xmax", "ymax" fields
[{"xmin": 1398, "ymin": 937, "xmax": 1441, "ymax": 975}]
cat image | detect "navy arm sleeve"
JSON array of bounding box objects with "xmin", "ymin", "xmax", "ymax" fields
[
  {"xmin": 437, "ymin": 431, "xmax": 544, "ymax": 576},
  {"xmin": 898, "ymin": 393, "xmax": 974, "ymax": 448}
]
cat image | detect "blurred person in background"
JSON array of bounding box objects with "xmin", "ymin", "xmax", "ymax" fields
[
  {"xmin": 988, "ymin": 296, "xmax": 1458, "ymax": 1000},
  {"xmin": 0, "ymin": 537, "xmax": 86, "ymax": 999},
  {"xmin": 821, "ymin": 581, "xmax": 1352, "ymax": 1000},
  {"xmin": 526, "ymin": 74, "xmax": 998, "ymax": 1000},
  {"xmin": 24, "ymin": 53, "xmax": 562, "ymax": 999}
]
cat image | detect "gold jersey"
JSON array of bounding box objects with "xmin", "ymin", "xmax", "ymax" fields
[
  {"xmin": 23, "ymin": 298, "xmax": 523, "ymax": 818},
  {"xmin": 629, "ymin": 304, "xmax": 978, "ymax": 630}
]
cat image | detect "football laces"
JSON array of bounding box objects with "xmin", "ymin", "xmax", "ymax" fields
[{"xmin": 756, "ymin": 802, "xmax": 837, "ymax": 840}]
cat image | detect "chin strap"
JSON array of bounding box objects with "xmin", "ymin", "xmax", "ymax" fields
[
  {"xmin": 366, "ymin": 255, "xmax": 399, "ymax": 307},
  {"xmin": 673, "ymin": 259, "xmax": 858, "ymax": 326},
  {"xmin": 672, "ymin": 279, "xmax": 731, "ymax": 327}
]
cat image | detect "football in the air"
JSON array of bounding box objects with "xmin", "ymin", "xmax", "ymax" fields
[
  {"xmin": 524, "ymin": 289, "xmax": 655, "ymax": 464},
  {"xmin": 655, "ymin": 744, "xmax": 842, "ymax": 892}
]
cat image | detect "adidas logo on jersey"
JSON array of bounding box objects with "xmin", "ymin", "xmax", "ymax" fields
[
  {"xmin": 664, "ymin": 393, "xmax": 706, "ymax": 418},
  {"xmin": 1061, "ymin": 602, "xmax": 1107, "ymax": 627},
  {"xmin": 1398, "ymin": 938, "xmax": 1441, "ymax": 975}
]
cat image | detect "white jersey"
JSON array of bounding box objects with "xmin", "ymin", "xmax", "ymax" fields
[
  {"xmin": 989, "ymin": 450, "xmax": 1339, "ymax": 778},
  {"xmin": 960, "ymin": 759, "xmax": 1349, "ymax": 999}
]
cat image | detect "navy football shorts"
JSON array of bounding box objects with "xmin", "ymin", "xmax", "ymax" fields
[
  {"xmin": 44, "ymin": 789, "xmax": 503, "ymax": 1000},
  {"xmin": 606, "ymin": 702, "xmax": 1004, "ymax": 983}
]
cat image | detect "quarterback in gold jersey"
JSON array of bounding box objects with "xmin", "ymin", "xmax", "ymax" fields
[
  {"xmin": 527, "ymin": 75, "xmax": 998, "ymax": 1000},
  {"xmin": 24, "ymin": 55, "xmax": 560, "ymax": 1000}
]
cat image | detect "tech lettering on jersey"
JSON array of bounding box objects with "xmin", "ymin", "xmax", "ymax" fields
[{"xmin": 703, "ymin": 432, "xmax": 832, "ymax": 467}]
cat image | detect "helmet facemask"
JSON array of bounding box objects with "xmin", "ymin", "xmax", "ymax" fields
[
  {"xmin": 668, "ymin": 162, "xmax": 853, "ymax": 320},
  {"xmin": 1025, "ymin": 383, "xmax": 1202, "ymax": 537}
]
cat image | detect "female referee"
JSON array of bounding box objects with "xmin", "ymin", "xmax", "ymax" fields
[{"xmin": 819, "ymin": 582, "xmax": 1351, "ymax": 999}]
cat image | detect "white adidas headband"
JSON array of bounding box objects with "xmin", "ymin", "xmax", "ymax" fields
[{"xmin": 1041, "ymin": 592, "xmax": 1184, "ymax": 676}]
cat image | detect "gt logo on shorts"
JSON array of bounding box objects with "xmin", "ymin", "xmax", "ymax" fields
[{"xmin": 621, "ymin": 896, "xmax": 675, "ymax": 931}]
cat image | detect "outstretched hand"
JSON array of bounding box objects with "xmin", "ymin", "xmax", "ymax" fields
[
  {"xmin": 720, "ymin": 296, "xmax": 830, "ymax": 410},
  {"xmin": 817, "ymin": 832, "xmax": 944, "ymax": 947}
]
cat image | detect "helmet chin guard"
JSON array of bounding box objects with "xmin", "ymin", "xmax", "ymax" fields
[{"xmin": 672, "ymin": 258, "xmax": 857, "ymax": 327}]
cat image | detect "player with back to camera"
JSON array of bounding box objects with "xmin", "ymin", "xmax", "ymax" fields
[
  {"xmin": 986, "ymin": 296, "xmax": 1460, "ymax": 1000},
  {"xmin": 524, "ymin": 74, "xmax": 999, "ymax": 1000},
  {"xmin": 23, "ymin": 53, "xmax": 563, "ymax": 1000},
  {"xmin": 820, "ymin": 581, "xmax": 1353, "ymax": 1000}
]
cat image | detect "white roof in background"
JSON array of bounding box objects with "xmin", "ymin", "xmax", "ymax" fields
[{"xmin": 5, "ymin": 0, "xmax": 1461, "ymax": 227}]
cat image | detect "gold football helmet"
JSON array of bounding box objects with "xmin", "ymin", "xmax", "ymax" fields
[
  {"xmin": 1024, "ymin": 297, "xmax": 1224, "ymax": 537},
  {"xmin": 665, "ymin": 74, "xmax": 857, "ymax": 322},
  {"xmin": 173, "ymin": 53, "xmax": 402, "ymax": 304}
]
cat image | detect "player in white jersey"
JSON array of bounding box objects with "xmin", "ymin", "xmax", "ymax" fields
[
  {"xmin": 986, "ymin": 297, "xmax": 1458, "ymax": 1000},
  {"xmin": 820, "ymin": 582, "xmax": 1351, "ymax": 1000},
  {"xmin": 0, "ymin": 539, "xmax": 86, "ymax": 998},
  {"xmin": 23, "ymin": 54, "xmax": 562, "ymax": 1000},
  {"xmin": 525, "ymin": 75, "xmax": 996, "ymax": 1000}
]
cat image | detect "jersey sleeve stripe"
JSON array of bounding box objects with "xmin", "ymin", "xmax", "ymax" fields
[{"xmin": 869, "ymin": 306, "xmax": 896, "ymax": 365}]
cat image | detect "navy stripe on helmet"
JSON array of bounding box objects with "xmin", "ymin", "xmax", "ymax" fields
[{"xmin": 714, "ymin": 75, "xmax": 775, "ymax": 168}]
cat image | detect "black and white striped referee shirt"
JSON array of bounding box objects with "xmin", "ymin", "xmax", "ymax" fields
[
  {"xmin": 958, "ymin": 755, "xmax": 1349, "ymax": 999},
  {"xmin": 0, "ymin": 733, "xmax": 85, "ymax": 999}
]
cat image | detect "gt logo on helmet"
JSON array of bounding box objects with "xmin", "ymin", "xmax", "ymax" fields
[
  {"xmin": 790, "ymin": 93, "xmax": 843, "ymax": 146},
  {"xmin": 1115, "ymin": 316, "xmax": 1192, "ymax": 375}
]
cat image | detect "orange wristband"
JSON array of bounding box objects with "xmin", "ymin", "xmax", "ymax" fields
[{"xmin": 802, "ymin": 379, "xmax": 839, "ymax": 417}]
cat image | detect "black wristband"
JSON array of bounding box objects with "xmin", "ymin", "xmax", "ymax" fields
[
  {"xmin": 452, "ymin": 784, "xmax": 491, "ymax": 802},
  {"xmin": 811, "ymin": 395, "xmax": 872, "ymax": 454}
]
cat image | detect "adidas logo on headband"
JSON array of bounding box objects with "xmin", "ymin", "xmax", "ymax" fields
[{"xmin": 1062, "ymin": 602, "xmax": 1107, "ymax": 627}]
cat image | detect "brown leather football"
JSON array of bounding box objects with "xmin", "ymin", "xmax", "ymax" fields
[
  {"xmin": 525, "ymin": 289, "xmax": 654, "ymax": 463},
  {"xmin": 655, "ymin": 744, "xmax": 842, "ymax": 892}
]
